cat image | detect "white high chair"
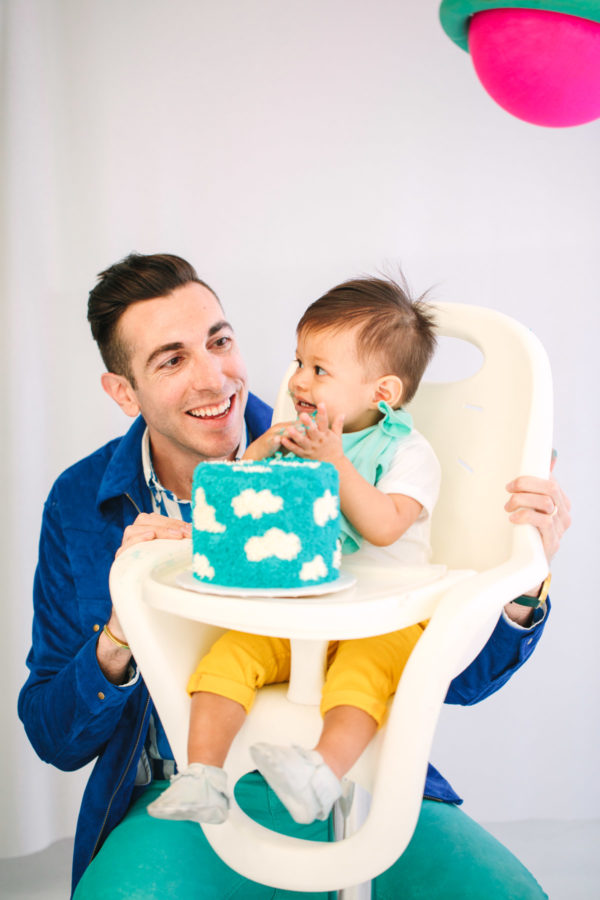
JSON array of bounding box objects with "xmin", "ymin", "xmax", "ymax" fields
[{"xmin": 110, "ymin": 302, "xmax": 553, "ymax": 895}]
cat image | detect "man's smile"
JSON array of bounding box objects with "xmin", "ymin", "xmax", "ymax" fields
[{"xmin": 187, "ymin": 396, "xmax": 233, "ymax": 419}]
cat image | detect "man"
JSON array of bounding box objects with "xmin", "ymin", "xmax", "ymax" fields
[{"xmin": 19, "ymin": 253, "xmax": 570, "ymax": 898}]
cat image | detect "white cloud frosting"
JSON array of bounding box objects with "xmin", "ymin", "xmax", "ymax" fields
[
  {"xmin": 193, "ymin": 553, "xmax": 215, "ymax": 580},
  {"xmin": 232, "ymin": 488, "xmax": 283, "ymax": 519},
  {"xmin": 270, "ymin": 459, "xmax": 319, "ymax": 469},
  {"xmin": 332, "ymin": 542, "xmax": 342, "ymax": 569},
  {"xmin": 245, "ymin": 528, "xmax": 301, "ymax": 562},
  {"xmin": 300, "ymin": 555, "xmax": 328, "ymax": 581},
  {"xmin": 193, "ymin": 487, "xmax": 226, "ymax": 533},
  {"xmin": 313, "ymin": 489, "xmax": 338, "ymax": 527}
]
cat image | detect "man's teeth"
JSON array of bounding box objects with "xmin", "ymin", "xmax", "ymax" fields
[{"xmin": 189, "ymin": 398, "xmax": 231, "ymax": 418}]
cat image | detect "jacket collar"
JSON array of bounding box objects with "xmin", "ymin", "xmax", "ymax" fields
[
  {"xmin": 95, "ymin": 393, "xmax": 273, "ymax": 511},
  {"xmin": 96, "ymin": 416, "xmax": 149, "ymax": 511}
]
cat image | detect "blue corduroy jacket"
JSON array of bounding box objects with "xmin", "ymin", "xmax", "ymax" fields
[{"xmin": 18, "ymin": 393, "xmax": 548, "ymax": 895}]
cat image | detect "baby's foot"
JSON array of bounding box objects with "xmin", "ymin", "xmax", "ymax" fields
[
  {"xmin": 250, "ymin": 743, "xmax": 342, "ymax": 824},
  {"xmin": 147, "ymin": 763, "xmax": 229, "ymax": 824}
]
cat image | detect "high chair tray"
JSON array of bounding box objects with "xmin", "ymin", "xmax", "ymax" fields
[{"xmin": 134, "ymin": 540, "xmax": 474, "ymax": 640}]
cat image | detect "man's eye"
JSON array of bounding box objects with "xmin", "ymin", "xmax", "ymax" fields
[
  {"xmin": 213, "ymin": 336, "xmax": 232, "ymax": 349},
  {"xmin": 161, "ymin": 355, "xmax": 182, "ymax": 369}
]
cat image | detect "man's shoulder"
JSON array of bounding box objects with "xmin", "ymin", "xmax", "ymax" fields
[
  {"xmin": 245, "ymin": 392, "xmax": 273, "ymax": 439},
  {"xmin": 50, "ymin": 417, "xmax": 144, "ymax": 509},
  {"xmin": 54, "ymin": 435, "xmax": 123, "ymax": 488},
  {"xmin": 47, "ymin": 435, "xmax": 124, "ymax": 516}
]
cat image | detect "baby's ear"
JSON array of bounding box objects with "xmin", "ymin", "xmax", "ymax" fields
[{"xmin": 372, "ymin": 375, "xmax": 403, "ymax": 408}]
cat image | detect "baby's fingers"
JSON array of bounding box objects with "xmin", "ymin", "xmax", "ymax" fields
[
  {"xmin": 314, "ymin": 403, "xmax": 330, "ymax": 432},
  {"xmin": 331, "ymin": 412, "xmax": 345, "ymax": 436}
]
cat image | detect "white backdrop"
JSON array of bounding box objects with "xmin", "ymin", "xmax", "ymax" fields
[{"xmin": 1, "ymin": 0, "xmax": 598, "ymax": 859}]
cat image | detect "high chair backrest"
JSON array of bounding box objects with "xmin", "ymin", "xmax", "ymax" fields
[{"xmin": 274, "ymin": 301, "xmax": 553, "ymax": 572}]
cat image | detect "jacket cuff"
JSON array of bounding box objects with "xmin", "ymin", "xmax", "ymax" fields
[
  {"xmin": 498, "ymin": 598, "xmax": 550, "ymax": 663},
  {"xmin": 75, "ymin": 634, "xmax": 140, "ymax": 715}
]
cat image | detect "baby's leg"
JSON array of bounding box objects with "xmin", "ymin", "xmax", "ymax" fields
[
  {"xmin": 148, "ymin": 631, "xmax": 291, "ymax": 824},
  {"xmin": 187, "ymin": 691, "xmax": 247, "ymax": 767},
  {"xmin": 317, "ymin": 624, "xmax": 426, "ymax": 774},
  {"xmin": 187, "ymin": 629, "xmax": 292, "ymax": 761},
  {"xmin": 251, "ymin": 625, "xmax": 426, "ymax": 824},
  {"xmin": 315, "ymin": 705, "xmax": 377, "ymax": 778}
]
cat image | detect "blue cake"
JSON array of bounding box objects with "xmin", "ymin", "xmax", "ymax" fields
[{"xmin": 191, "ymin": 458, "xmax": 341, "ymax": 589}]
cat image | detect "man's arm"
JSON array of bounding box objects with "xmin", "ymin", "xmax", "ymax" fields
[
  {"xmin": 446, "ymin": 601, "xmax": 549, "ymax": 705},
  {"xmin": 447, "ymin": 464, "xmax": 569, "ymax": 705},
  {"xmin": 504, "ymin": 467, "xmax": 571, "ymax": 599},
  {"xmin": 18, "ymin": 491, "xmax": 140, "ymax": 771}
]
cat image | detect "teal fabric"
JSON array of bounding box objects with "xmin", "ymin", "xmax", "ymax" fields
[
  {"xmin": 73, "ymin": 773, "xmax": 335, "ymax": 900},
  {"xmin": 339, "ymin": 401, "xmax": 412, "ymax": 553},
  {"xmin": 374, "ymin": 800, "xmax": 548, "ymax": 899},
  {"xmin": 74, "ymin": 777, "xmax": 547, "ymax": 899},
  {"xmin": 439, "ymin": 0, "xmax": 600, "ymax": 53}
]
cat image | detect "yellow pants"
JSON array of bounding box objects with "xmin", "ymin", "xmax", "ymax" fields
[{"xmin": 187, "ymin": 623, "xmax": 427, "ymax": 727}]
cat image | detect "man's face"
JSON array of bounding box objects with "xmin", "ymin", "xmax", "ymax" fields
[{"xmin": 113, "ymin": 282, "xmax": 248, "ymax": 484}]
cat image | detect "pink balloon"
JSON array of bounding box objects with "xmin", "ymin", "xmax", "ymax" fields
[{"xmin": 469, "ymin": 8, "xmax": 600, "ymax": 126}]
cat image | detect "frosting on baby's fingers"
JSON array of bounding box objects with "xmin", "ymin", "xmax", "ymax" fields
[{"xmin": 314, "ymin": 403, "xmax": 330, "ymax": 430}]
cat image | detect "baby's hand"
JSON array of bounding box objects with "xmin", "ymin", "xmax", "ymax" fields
[
  {"xmin": 280, "ymin": 403, "xmax": 345, "ymax": 464},
  {"xmin": 242, "ymin": 421, "xmax": 296, "ymax": 461}
]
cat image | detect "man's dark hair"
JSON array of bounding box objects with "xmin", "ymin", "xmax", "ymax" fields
[
  {"xmin": 297, "ymin": 276, "xmax": 436, "ymax": 404},
  {"xmin": 87, "ymin": 252, "xmax": 216, "ymax": 382}
]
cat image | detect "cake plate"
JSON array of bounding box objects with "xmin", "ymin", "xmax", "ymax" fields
[{"xmin": 175, "ymin": 568, "xmax": 357, "ymax": 598}]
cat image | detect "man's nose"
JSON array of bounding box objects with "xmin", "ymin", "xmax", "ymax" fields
[{"xmin": 191, "ymin": 353, "xmax": 226, "ymax": 392}]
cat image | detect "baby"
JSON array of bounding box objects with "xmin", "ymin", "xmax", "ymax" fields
[{"xmin": 148, "ymin": 275, "xmax": 440, "ymax": 826}]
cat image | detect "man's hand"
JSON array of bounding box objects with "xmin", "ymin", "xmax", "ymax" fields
[
  {"xmin": 503, "ymin": 454, "xmax": 571, "ymax": 622},
  {"xmin": 504, "ymin": 470, "xmax": 571, "ymax": 567},
  {"xmin": 99, "ymin": 515, "xmax": 191, "ymax": 683},
  {"xmin": 116, "ymin": 513, "xmax": 192, "ymax": 558}
]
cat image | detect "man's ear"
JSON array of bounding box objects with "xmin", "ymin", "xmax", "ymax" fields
[
  {"xmin": 101, "ymin": 372, "xmax": 140, "ymax": 418},
  {"xmin": 372, "ymin": 375, "xmax": 403, "ymax": 408}
]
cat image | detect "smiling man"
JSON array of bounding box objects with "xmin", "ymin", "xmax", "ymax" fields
[
  {"xmin": 99, "ymin": 278, "xmax": 249, "ymax": 495},
  {"xmin": 19, "ymin": 253, "xmax": 569, "ymax": 899},
  {"xmin": 17, "ymin": 254, "xmax": 272, "ymax": 895}
]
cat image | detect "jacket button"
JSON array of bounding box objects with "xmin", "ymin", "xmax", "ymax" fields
[
  {"xmin": 93, "ymin": 624, "xmax": 100, "ymax": 632},
  {"xmin": 97, "ymin": 692, "xmax": 105, "ymax": 700}
]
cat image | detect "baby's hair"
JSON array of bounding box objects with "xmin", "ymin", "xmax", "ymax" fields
[{"xmin": 296, "ymin": 276, "xmax": 436, "ymax": 404}]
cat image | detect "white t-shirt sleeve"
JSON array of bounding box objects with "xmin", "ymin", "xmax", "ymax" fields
[
  {"xmin": 376, "ymin": 430, "xmax": 441, "ymax": 518},
  {"xmin": 354, "ymin": 430, "xmax": 441, "ymax": 566}
]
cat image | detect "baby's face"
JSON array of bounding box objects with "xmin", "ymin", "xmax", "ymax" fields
[{"xmin": 288, "ymin": 326, "xmax": 381, "ymax": 432}]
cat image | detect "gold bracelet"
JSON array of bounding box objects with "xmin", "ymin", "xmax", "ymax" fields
[
  {"xmin": 103, "ymin": 623, "xmax": 130, "ymax": 650},
  {"xmin": 511, "ymin": 572, "xmax": 552, "ymax": 609}
]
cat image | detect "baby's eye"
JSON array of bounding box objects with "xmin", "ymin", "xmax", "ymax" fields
[
  {"xmin": 315, "ymin": 365, "xmax": 327, "ymax": 375},
  {"xmin": 294, "ymin": 358, "xmax": 303, "ymax": 369}
]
